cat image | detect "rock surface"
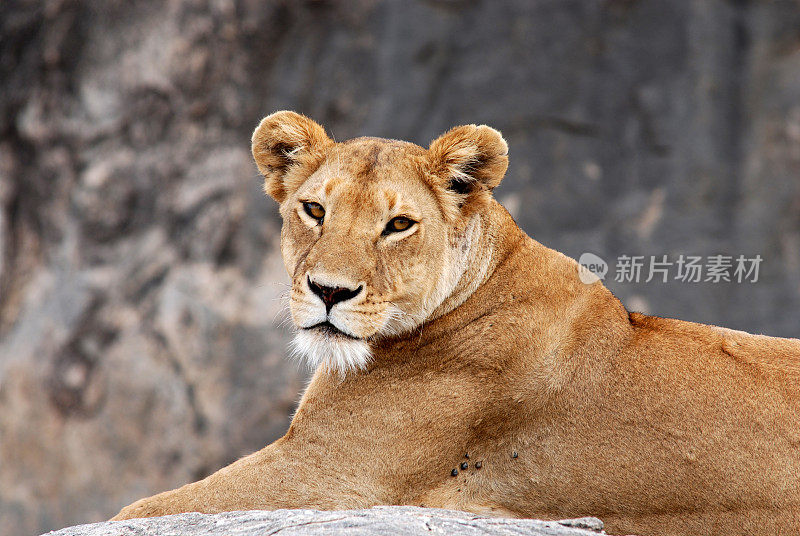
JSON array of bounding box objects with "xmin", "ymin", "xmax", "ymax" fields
[
  {"xmin": 1, "ymin": 1, "xmax": 799, "ymax": 535},
  {"xmin": 42, "ymin": 507, "xmax": 605, "ymax": 536}
]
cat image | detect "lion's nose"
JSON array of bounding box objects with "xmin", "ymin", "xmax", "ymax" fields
[{"xmin": 307, "ymin": 276, "xmax": 363, "ymax": 312}]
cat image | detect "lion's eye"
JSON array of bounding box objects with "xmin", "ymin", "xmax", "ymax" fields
[
  {"xmin": 302, "ymin": 202, "xmax": 325, "ymax": 222},
  {"xmin": 384, "ymin": 216, "xmax": 415, "ymax": 234}
]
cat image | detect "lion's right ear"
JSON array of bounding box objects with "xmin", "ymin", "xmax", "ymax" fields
[
  {"xmin": 426, "ymin": 124, "xmax": 508, "ymax": 218},
  {"xmin": 251, "ymin": 111, "xmax": 333, "ymax": 203}
]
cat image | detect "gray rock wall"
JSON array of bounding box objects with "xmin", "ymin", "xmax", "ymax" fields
[{"xmin": 1, "ymin": 1, "xmax": 799, "ymax": 535}]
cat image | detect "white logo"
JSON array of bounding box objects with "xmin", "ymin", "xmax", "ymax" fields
[{"xmin": 578, "ymin": 252, "xmax": 608, "ymax": 284}]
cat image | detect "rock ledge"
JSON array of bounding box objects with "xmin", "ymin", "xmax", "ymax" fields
[{"xmin": 42, "ymin": 506, "xmax": 605, "ymax": 536}]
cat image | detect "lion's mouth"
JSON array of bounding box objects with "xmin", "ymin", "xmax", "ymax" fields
[{"xmin": 304, "ymin": 321, "xmax": 361, "ymax": 340}]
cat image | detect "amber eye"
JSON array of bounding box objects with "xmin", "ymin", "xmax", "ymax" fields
[
  {"xmin": 302, "ymin": 202, "xmax": 325, "ymax": 222},
  {"xmin": 384, "ymin": 216, "xmax": 415, "ymax": 235}
]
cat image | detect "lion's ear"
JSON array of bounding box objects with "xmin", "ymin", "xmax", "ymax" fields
[
  {"xmin": 427, "ymin": 124, "xmax": 509, "ymax": 200},
  {"xmin": 252, "ymin": 111, "xmax": 333, "ymax": 203}
]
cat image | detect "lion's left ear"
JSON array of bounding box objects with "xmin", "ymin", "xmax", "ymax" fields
[
  {"xmin": 427, "ymin": 124, "xmax": 509, "ymax": 198},
  {"xmin": 251, "ymin": 111, "xmax": 333, "ymax": 203}
]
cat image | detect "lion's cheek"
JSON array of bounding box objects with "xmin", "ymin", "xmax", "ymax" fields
[
  {"xmin": 393, "ymin": 263, "xmax": 442, "ymax": 321},
  {"xmin": 281, "ymin": 232, "xmax": 315, "ymax": 281}
]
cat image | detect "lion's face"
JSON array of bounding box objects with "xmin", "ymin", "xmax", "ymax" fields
[
  {"xmin": 280, "ymin": 140, "xmax": 462, "ymax": 373},
  {"xmin": 252, "ymin": 112, "xmax": 508, "ymax": 375}
]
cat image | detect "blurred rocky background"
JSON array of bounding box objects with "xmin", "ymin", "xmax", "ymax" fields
[{"xmin": 0, "ymin": 0, "xmax": 798, "ymax": 534}]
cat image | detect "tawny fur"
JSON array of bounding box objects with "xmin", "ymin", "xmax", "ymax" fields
[{"xmin": 113, "ymin": 111, "xmax": 800, "ymax": 536}]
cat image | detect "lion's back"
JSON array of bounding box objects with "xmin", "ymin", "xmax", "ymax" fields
[
  {"xmin": 627, "ymin": 311, "xmax": 800, "ymax": 395},
  {"xmin": 715, "ymin": 325, "xmax": 800, "ymax": 378}
]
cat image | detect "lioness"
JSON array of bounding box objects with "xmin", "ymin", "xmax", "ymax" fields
[{"xmin": 113, "ymin": 111, "xmax": 800, "ymax": 536}]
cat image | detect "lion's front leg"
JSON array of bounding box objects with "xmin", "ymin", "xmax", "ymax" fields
[
  {"xmin": 111, "ymin": 446, "xmax": 277, "ymax": 520},
  {"xmin": 111, "ymin": 487, "xmax": 192, "ymax": 520},
  {"xmin": 111, "ymin": 435, "xmax": 383, "ymax": 520}
]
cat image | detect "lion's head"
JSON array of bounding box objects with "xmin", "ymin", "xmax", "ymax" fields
[{"xmin": 252, "ymin": 111, "xmax": 509, "ymax": 375}]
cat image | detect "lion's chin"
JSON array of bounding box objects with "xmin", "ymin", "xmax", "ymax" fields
[{"xmin": 289, "ymin": 329, "xmax": 372, "ymax": 377}]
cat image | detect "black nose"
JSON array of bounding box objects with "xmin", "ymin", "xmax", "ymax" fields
[{"xmin": 307, "ymin": 276, "xmax": 363, "ymax": 312}]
